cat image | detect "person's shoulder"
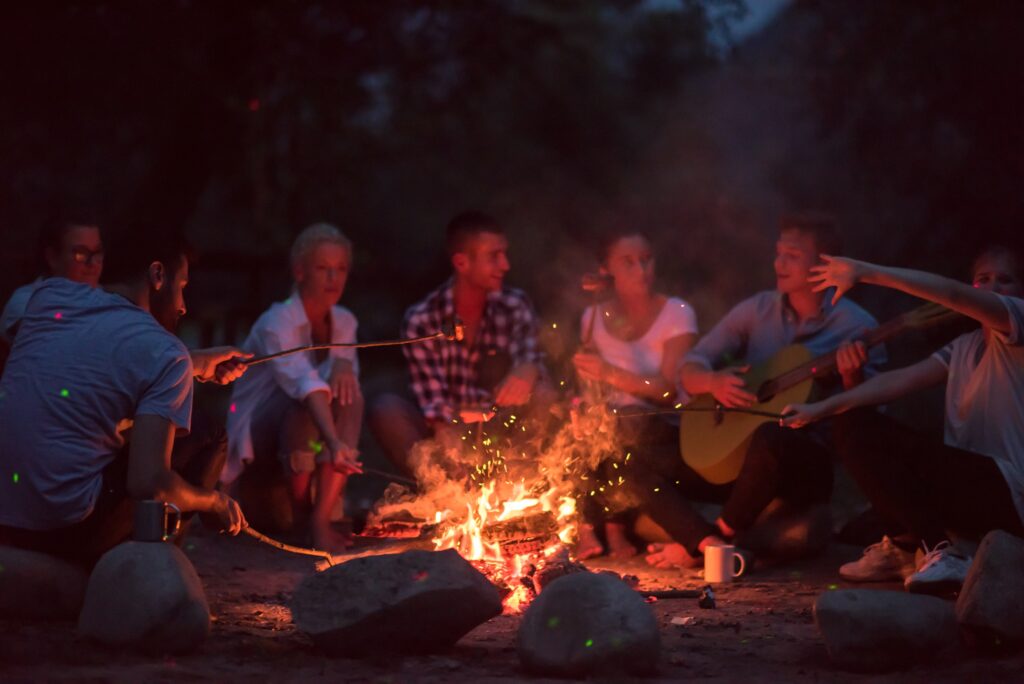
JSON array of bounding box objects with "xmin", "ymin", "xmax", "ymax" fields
[
  {"xmin": 331, "ymin": 304, "xmax": 358, "ymax": 328},
  {"xmin": 253, "ymin": 296, "xmax": 304, "ymax": 329},
  {"xmin": 726, "ymin": 290, "xmax": 775, "ymax": 319},
  {"xmin": 405, "ymin": 283, "xmax": 446, "ymax": 320},
  {"xmin": 499, "ymin": 286, "xmax": 535, "ymax": 309},
  {"xmin": 833, "ymin": 297, "xmax": 879, "ymax": 327}
]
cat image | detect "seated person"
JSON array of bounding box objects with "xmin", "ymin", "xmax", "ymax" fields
[
  {"xmin": 783, "ymin": 246, "xmax": 1024, "ymax": 593},
  {"xmin": 622, "ymin": 213, "xmax": 884, "ymax": 569},
  {"xmin": 1, "ymin": 214, "xmax": 104, "ymax": 373},
  {"xmin": 225, "ymin": 224, "xmax": 362, "ymax": 553},
  {"xmin": 0, "ymin": 229, "xmax": 248, "ymax": 567},
  {"xmin": 369, "ymin": 211, "xmax": 549, "ymax": 477},
  {"xmin": 572, "ymin": 230, "xmax": 698, "ymax": 559}
]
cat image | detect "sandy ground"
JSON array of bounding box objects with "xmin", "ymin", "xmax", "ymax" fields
[{"xmin": 3, "ymin": 530, "xmax": 1023, "ymax": 683}]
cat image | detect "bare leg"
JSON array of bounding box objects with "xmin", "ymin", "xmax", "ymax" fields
[
  {"xmin": 575, "ymin": 523, "xmax": 605, "ymax": 560},
  {"xmin": 605, "ymin": 522, "xmax": 637, "ymax": 558}
]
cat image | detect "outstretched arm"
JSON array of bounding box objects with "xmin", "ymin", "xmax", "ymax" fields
[
  {"xmin": 811, "ymin": 256, "xmax": 1011, "ymax": 334},
  {"xmin": 782, "ymin": 356, "xmax": 947, "ymax": 428}
]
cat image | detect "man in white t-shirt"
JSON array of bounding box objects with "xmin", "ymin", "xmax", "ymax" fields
[
  {"xmin": 784, "ymin": 245, "xmax": 1024, "ymax": 594},
  {"xmin": 0, "ymin": 231, "xmax": 249, "ymax": 566}
]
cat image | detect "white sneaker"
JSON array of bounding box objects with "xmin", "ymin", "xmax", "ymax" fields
[
  {"xmin": 905, "ymin": 541, "xmax": 972, "ymax": 595},
  {"xmin": 839, "ymin": 535, "xmax": 917, "ymax": 582}
]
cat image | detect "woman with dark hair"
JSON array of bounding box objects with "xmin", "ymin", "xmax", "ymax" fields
[{"xmin": 572, "ymin": 231, "xmax": 698, "ymax": 558}]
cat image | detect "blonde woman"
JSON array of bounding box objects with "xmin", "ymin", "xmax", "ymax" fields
[{"xmin": 226, "ymin": 224, "xmax": 363, "ymax": 553}]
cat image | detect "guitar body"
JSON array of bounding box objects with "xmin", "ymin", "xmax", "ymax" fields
[{"xmin": 680, "ymin": 344, "xmax": 815, "ymax": 484}]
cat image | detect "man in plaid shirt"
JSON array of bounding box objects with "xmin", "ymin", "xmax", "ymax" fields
[{"xmin": 369, "ymin": 211, "xmax": 548, "ymax": 475}]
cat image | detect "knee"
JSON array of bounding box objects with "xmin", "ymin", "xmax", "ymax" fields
[{"xmin": 281, "ymin": 402, "xmax": 318, "ymax": 441}]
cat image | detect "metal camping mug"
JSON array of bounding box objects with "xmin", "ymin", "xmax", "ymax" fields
[{"xmin": 132, "ymin": 499, "xmax": 182, "ymax": 542}]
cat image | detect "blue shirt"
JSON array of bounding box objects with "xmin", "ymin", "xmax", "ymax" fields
[
  {"xmin": 0, "ymin": 279, "xmax": 193, "ymax": 530},
  {"xmin": 686, "ymin": 290, "xmax": 885, "ymax": 384}
]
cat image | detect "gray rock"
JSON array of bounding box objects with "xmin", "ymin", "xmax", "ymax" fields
[
  {"xmin": 815, "ymin": 589, "xmax": 961, "ymax": 671},
  {"xmin": 290, "ymin": 548, "xmax": 502, "ymax": 656},
  {"xmin": 78, "ymin": 541, "xmax": 210, "ymax": 654},
  {"xmin": 0, "ymin": 545, "xmax": 89, "ymax": 620},
  {"xmin": 956, "ymin": 530, "xmax": 1024, "ymax": 648},
  {"xmin": 518, "ymin": 572, "xmax": 660, "ymax": 677}
]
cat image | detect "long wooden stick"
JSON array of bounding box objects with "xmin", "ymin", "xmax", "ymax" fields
[
  {"xmin": 245, "ymin": 331, "xmax": 447, "ymax": 366},
  {"xmin": 242, "ymin": 526, "xmax": 335, "ymax": 566}
]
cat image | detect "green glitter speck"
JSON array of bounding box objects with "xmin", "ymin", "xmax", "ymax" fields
[
  {"xmin": 60, "ymin": 388, "xmax": 70, "ymax": 398},
  {"xmin": 584, "ymin": 639, "xmax": 594, "ymax": 648}
]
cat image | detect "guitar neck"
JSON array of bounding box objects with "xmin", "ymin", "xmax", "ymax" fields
[{"xmin": 758, "ymin": 309, "xmax": 921, "ymax": 400}]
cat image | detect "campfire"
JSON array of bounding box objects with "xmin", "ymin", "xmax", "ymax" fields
[{"xmin": 367, "ymin": 401, "xmax": 624, "ymax": 612}]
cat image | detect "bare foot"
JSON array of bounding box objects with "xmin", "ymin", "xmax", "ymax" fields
[
  {"xmin": 606, "ymin": 523, "xmax": 637, "ymax": 559},
  {"xmin": 312, "ymin": 523, "xmax": 354, "ymax": 555},
  {"xmin": 575, "ymin": 524, "xmax": 605, "ymax": 560},
  {"xmin": 645, "ymin": 542, "xmax": 700, "ymax": 569}
]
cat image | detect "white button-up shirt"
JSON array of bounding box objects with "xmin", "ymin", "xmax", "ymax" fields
[{"xmin": 223, "ymin": 294, "xmax": 359, "ymax": 484}]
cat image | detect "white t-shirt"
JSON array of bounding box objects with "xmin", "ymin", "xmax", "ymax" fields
[
  {"xmin": 581, "ymin": 296, "xmax": 698, "ymax": 408},
  {"xmin": 224, "ymin": 294, "xmax": 359, "ymax": 484},
  {"xmin": 0, "ymin": 279, "xmax": 193, "ymax": 530},
  {"xmin": 932, "ymin": 293, "xmax": 1024, "ymax": 524}
]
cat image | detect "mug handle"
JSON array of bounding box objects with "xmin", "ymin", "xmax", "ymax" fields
[
  {"xmin": 163, "ymin": 502, "xmax": 182, "ymax": 541},
  {"xmin": 732, "ymin": 551, "xmax": 746, "ymax": 578}
]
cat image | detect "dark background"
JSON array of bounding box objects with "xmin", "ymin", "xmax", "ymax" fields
[{"xmin": 2, "ymin": 0, "xmax": 1022, "ymax": 440}]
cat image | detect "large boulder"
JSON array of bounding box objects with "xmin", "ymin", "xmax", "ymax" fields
[
  {"xmin": 78, "ymin": 541, "xmax": 210, "ymax": 654},
  {"xmin": 0, "ymin": 545, "xmax": 89, "ymax": 620},
  {"xmin": 290, "ymin": 548, "xmax": 502, "ymax": 656},
  {"xmin": 815, "ymin": 589, "xmax": 961, "ymax": 671},
  {"xmin": 518, "ymin": 572, "xmax": 660, "ymax": 677},
  {"xmin": 956, "ymin": 530, "xmax": 1024, "ymax": 648}
]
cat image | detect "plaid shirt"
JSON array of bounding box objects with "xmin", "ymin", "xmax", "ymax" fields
[{"xmin": 403, "ymin": 278, "xmax": 544, "ymax": 422}]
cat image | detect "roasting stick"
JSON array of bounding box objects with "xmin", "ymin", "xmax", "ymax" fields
[
  {"xmin": 615, "ymin": 405, "xmax": 786, "ymax": 420},
  {"xmin": 243, "ymin": 319, "xmax": 465, "ymax": 366},
  {"xmin": 242, "ymin": 527, "xmax": 337, "ymax": 568}
]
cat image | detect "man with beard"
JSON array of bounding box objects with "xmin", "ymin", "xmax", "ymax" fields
[
  {"xmin": 368, "ymin": 211, "xmax": 549, "ymax": 478},
  {"xmin": 0, "ymin": 230, "xmax": 248, "ymax": 566}
]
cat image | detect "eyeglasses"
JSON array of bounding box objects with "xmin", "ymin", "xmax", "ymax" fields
[{"xmin": 71, "ymin": 246, "xmax": 104, "ymax": 265}]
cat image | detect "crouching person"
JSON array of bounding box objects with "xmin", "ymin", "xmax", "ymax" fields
[
  {"xmin": 0, "ymin": 230, "xmax": 248, "ymax": 568},
  {"xmin": 224, "ymin": 224, "xmax": 363, "ymax": 554}
]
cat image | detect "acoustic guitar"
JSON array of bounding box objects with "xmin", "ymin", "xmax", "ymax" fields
[{"xmin": 679, "ymin": 302, "xmax": 958, "ymax": 484}]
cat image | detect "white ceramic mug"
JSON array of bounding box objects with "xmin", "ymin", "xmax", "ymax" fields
[{"xmin": 704, "ymin": 544, "xmax": 746, "ymax": 583}]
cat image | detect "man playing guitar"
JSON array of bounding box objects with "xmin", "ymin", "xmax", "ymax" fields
[{"xmin": 636, "ymin": 213, "xmax": 883, "ymax": 569}]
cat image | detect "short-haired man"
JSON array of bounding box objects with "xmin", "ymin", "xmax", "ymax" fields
[
  {"xmin": 625, "ymin": 213, "xmax": 885, "ymax": 568},
  {"xmin": 369, "ymin": 211, "xmax": 548, "ymax": 475},
  {"xmin": 0, "ymin": 230, "xmax": 249, "ymax": 566}
]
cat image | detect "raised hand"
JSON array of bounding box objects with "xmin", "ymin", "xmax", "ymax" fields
[{"xmin": 809, "ymin": 255, "xmax": 865, "ymax": 305}]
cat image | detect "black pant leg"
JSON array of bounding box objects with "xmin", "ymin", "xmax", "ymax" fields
[{"xmin": 721, "ymin": 422, "xmax": 833, "ymax": 531}]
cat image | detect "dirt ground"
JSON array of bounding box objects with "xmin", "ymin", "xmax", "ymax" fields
[{"xmin": 3, "ymin": 530, "xmax": 1023, "ymax": 683}]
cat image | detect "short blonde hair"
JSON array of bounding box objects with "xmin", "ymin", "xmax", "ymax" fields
[{"xmin": 290, "ymin": 223, "xmax": 352, "ymax": 272}]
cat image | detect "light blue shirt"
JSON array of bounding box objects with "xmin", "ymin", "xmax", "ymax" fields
[
  {"xmin": 0, "ymin": 279, "xmax": 193, "ymax": 530},
  {"xmin": 687, "ymin": 290, "xmax": 886, "ymax": 386},
  {"xmin": 0, "ymin": 278, "xmax": 42, "ymax": 341}
]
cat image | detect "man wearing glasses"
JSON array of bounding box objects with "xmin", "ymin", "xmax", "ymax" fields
[{"xmin": 1, "ymin": 215, "xmax": 104, "ymax": 344}]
